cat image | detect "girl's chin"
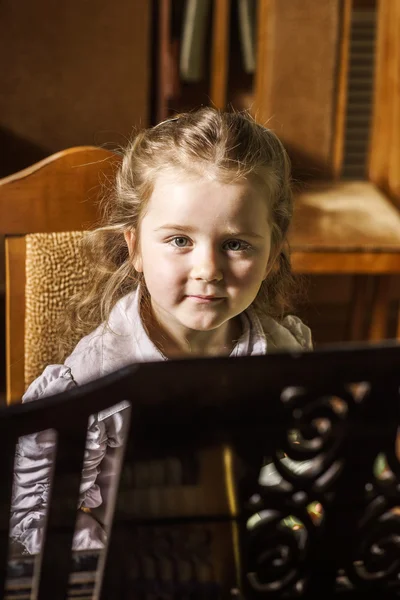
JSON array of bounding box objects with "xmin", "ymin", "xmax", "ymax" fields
[{"xmin": 177, "ymin": 318, "xmax": 227, "ymax": 333}]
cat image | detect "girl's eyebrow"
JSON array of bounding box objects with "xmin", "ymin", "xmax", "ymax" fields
[
  {"xmin": 155, "ymin": 224, "xmax": 265, "ymax": 239},
  {"xmin": 227, "ymin": 230, "xmax": 265, "ymax": 240},
  {"xmin": 155, "ymin": 224, "xmax": 196, "ymax": 233}
]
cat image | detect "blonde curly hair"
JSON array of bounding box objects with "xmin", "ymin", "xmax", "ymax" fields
[{"xmin": 60, "ymin": 107, "xmax": 297, "ymax": 359}]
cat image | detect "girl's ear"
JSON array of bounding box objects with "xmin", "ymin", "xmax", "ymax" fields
[{"xmin": 124, "ymin": 230, "xmax": 143, "ymax": 273}]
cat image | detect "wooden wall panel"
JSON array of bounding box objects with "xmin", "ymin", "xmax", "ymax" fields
[
  {"xmin": 0, "ymin": 0, "xmax": 151, "ymax": 176},
  {"xmin": 254, "ymin": 0, "xmax": 341, "ymax": 179}
]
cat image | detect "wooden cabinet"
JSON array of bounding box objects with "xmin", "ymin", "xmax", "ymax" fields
[
  {"xmin": 0, "ymin": 0, "xmax": 152, "ymax": 176},
  {"xmin": 155, "ymin": 0, "xmax": 400, "ymax": 343}
]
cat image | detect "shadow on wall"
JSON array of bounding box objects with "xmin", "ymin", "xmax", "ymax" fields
[
  {"xmin": 0, "ymin": 127, "xmax": 50, "ymax": 178},
  {"xmin": 283, "ymin": 143, "xmax": 338, "ymax": 185},
  {"xmin": 0, "ymin": 119, "xmax": 338, "ymax": 182}
]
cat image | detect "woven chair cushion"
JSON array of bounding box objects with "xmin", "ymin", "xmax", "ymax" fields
[{"xmin": 25, "ymin": 231, "xmax": 87, "ymax": 388}]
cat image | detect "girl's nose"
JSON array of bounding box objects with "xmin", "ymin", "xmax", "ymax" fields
[{"xmin": 190, "ymin": 248, "xmax": 223, "ymax": 282}]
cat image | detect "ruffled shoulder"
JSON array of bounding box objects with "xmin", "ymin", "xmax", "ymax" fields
[
  {"xmin": 254, "ymin": 310, "xmax": 313, "ymax": 352},
  {"xmin": 23, "ymin": 365, "xmax": 77, "ymax": 403},
  {"xmin": 280, "ymin": 315, "xmax": 313, "ymax": 350}
]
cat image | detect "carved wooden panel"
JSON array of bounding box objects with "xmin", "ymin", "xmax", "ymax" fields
[{"xmin": 2, "ymin": 346, "xmax": 399, "ymax": 598}]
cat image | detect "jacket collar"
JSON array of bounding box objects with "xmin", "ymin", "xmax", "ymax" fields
[{"xmin": 97, "ymin": 287, "xmax": 269, "ymax": 421}]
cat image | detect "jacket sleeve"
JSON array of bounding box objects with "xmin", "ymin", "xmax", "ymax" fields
[{"xmin": 10, "ymin": 365, "xmax": 108, "ymax": 554}]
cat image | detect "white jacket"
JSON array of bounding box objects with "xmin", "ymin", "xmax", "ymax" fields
[{"xmin": 10, "ymin": 288, "xmax": 312, "ymax": 554}]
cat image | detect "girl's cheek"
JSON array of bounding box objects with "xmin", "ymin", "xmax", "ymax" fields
[
  {"xmin": 231, "ymin": 259, "xmax": 259, "ymax": 277},
  {"xmin": 156, "ymin": 255, "xmax": 188, "ymax": 277}
]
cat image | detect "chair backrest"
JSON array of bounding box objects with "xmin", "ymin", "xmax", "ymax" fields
[
  {"xmin": 0, "ymin": 344, "xmax": 399, "ymax": 599},
  {"xmin": 0, "ymin": 147, "xmax": 121, "ymax": 403}
]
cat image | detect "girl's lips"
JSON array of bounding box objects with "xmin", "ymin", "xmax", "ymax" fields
[{"xmin": 186, "ymin": 295, "xmax": 224, "ymax": 303}]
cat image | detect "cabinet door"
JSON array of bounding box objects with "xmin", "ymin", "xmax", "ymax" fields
[
  {"xmin": 0, "ymin": 0, "xmax": 151, "ymax": 174},
  {"xmin": 254, "ymin": 0, "xmax": 341, "ymax": 179}
]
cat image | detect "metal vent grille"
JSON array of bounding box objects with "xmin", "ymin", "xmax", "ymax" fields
[{"xmin": 342, "ymin": 7, "xmax": 377, "ymax": 179}]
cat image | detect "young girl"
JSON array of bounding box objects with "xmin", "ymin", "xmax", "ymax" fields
[{"xmin": 10, "ymin": 107, "xmax": 312, "ymax": 555}]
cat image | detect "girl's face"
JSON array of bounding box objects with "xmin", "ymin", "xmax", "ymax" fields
[{"xmin": 125, "ymin": 172, "xmax": 273, "ymax": 343}]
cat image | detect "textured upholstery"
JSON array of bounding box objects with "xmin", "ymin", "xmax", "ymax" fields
[{"xmin": 25, "ymin": 232, "xmax": 87, "ymax": 388}]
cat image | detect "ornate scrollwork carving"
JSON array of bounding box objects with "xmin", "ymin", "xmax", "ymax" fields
[
  {"xmin": 239, "ymin": 380, "xmax": 400, "ymax": 597},
  {"xmin": 276, "ymin": 385, "xmax": 352, "ymax": 487},
  {"xmin": 346, "ymin": 499, "xmax": 400, "ymax": 591},
  {"xmin": 245, "ymin": 508, "xmax": 313, "ymax": 595}
]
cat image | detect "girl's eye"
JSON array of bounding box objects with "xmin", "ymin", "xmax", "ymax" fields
[
  {"xmin": 171, "ymin": 236, "xmax": 190, "ymax": 248},
  {"xmin": 224, "ymin": 239, "xmax": 250, "ymax": 252}
]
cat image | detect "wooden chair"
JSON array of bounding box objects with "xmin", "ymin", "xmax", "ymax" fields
[
  {"xmin": 0, "ymin": 147, "xmax": 121, "ymax": 404},
  {"xmin": 1, "ymin": 344, "xmax": 399, "ymax": 599}
]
